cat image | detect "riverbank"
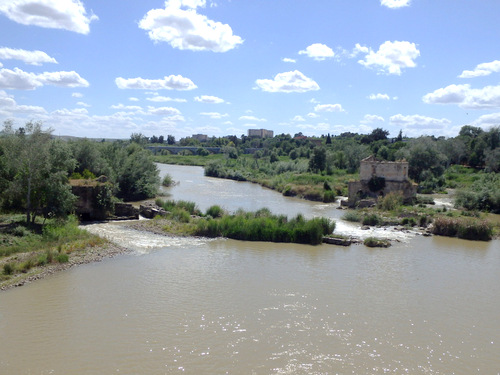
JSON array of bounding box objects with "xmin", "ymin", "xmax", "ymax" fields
[
  {"xmin": 0, "ymin": 215, "xmax": 131, "ymax": 291},
  {"xmin": 0, "ymin": 241, "xmax": 129, "ymax": 291}
]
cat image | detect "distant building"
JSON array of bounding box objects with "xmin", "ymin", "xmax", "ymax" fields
[
  {"xmin": 192, "ymin": 134, "xmax": 208, "ymax": 142},
  {"xmin": 344, "ymin": 156, "xmax": 417, "ymax": 207},
  {"xmin": 248, "ymin": 129, "xmax": 274, "ymax": 138}
]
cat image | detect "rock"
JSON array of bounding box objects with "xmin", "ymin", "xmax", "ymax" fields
[
  {"xmin": 323, "ymin": 237, "xmax": 352, "ymax": 246},
  {"xmin": 139, "ymin": 202, "xmax": 167, "ymax": 219},
  {"xmin": 114, "ymin": 203, "xmax": 139, "ymax": 220}
]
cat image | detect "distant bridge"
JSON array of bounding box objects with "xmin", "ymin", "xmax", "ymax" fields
[{"xmin": 147, "ymin": 146, "xmax": 222, "ymax": 155}]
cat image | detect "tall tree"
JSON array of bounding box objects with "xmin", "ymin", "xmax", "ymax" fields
[{"xmin": 1, "ymin": 121, "xmax": 76, "ymax": 224}]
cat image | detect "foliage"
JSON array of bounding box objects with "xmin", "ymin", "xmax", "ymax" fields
[
  {"xmin": 162, "ymin": 174, "xmax": 174, "ymax": 187},
  {"xmin": 377, "ymin": 192, "xmax": 403, "ymax": 211},
  {"xmin": 364, "ymin": 237, "xmax": 391, "ymax": 248},
  {"xmin": 432, "ymin": 216, "xmax": 493, "ymax": 241},
  {"xmin": 362, "ymin": 213, "xmax": 383, "ymax": 226},
  {"xmin": 195, "ymin": 209, "xmax": 335, "ymax": 245},
  {"xmin": 0, "ymin": 121, "xmax": 77, "ymax": 224},
  {"xmin": 206, "ymin": 205, "xmax": 224, "ymax": 218},
  {"xmin": 454, "ymin": 173, "xmax": 500, "ymax": 213},
  {"xmin": 342, "ymin": 210, "xmax": 362, "ymax": 222}
]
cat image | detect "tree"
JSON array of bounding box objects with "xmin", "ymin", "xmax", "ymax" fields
[
  {"xmin": 167, "ymin": 135, "xmax": 176, "ymax": 145},
  {"xmin": 1, "ymin": 121, "xmax": 77, "ymax": 224},
  {"xmin": 158, "ymin": 135, "xmax": 164, "ymax": 144},
  {"xmin": 370, "ymin": 128, "xmax": 389, "ymax": 142},
  {"xmin": 309, "ymin": 147, "xmax": 327, "ymax": 172},
  {"xmin": 395, "ymin": 137, "xmax": 446, "ymax": 182}
]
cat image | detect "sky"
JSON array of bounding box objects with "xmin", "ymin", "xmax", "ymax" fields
[{"xmin": 0, "ymin": 0, "xmax": 500, "ymax": 140}]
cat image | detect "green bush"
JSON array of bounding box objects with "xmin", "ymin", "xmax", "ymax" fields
[
  {"xmin": 57, "ymin": 253, "xmax": 69, "ymax": 263},
  {"xmin": 195, "ymin": 209, "xmax": 334, "ymax": 245},
  {"xmin": 323, "ymin": 190, "xmax": 336, "ymax": 203},
  {"xmin": 362, "ymin": 213, "xmax": 382, "ymax": 226},
  {"xmin": 378, "ymin": 192, "xmax": 403, "ymax": 211},
  {"xmin": 364, "ymin": 237, "xmax": 391, "ymax": 248},
  {"xmin": 3, "ymin": 263, "xmax": 14, "ymax": 275},
  {"xmin": 342, "ymin": 211, "xmax": 362, "ymax": 222},
  {"xmin": 162, "ymin": 174, "xmax": 174, "ymax": 187},
  {"xmin": 432, "ymin": 217, "xmax": 493, "ymax": 241},
  {"xmin": 206, "ymin": 205, "xmax": 224, "ymax": 218}
]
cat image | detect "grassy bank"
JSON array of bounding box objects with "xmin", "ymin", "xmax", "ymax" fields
[
  {"xmin": 0, "ymin": 215, "xmax": 117, "ymax": 289},
  {"xmin": 341, "ymin": 192, "xmax": 498, "ymax": 241}
]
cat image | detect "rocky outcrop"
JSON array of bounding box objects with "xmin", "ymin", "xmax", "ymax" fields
[
  {"xmin": 113, "ymin": 203, "xmax": 139, "ymax": 220},
  {"xmin": 139, "ymin": 201, "xmax": 168, "ymax": 219}
]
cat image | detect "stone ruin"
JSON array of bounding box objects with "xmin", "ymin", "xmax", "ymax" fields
[{"xmin": 343, "ymin": 156, "xmax": 417, "ymax": 208}]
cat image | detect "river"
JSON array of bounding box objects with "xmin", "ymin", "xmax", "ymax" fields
[{"xmin": 0, "ymin": 164, "xmax": 499, "ymax": 375}]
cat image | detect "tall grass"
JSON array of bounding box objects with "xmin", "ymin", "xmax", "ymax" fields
[
  {"xmin": 432, "ymin": 216, "xmax": 493, "ymax": 241},
  {"xmin": 195, "ymin": 209, "xmax": 335, "ymax": 245}
]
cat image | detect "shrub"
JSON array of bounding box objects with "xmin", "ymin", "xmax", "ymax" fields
[
  {"xmin": 432, "ymin": 217, "xmax": 493, "ymax": 241},
  {"xmin": 323, "ymin": 190, "xmax": 336, "ymax": 203},
  {"xmin": 206, "ymin": 205, "xmax": 224, "ymax": 218},
  {"xmin": 342, "ymin": 211, "xmax": 362, "ymax": 223},
  {"xmin": 378, "ymin": 192, "xmax": 403, "ymax": 211},
  {"xmin": 194, "ymin": 209, "xmax": 334, "ymax": 245},
  {"xmin": 401, "ymin": 217, "xmax": 417, "ymax": 227},
  {"xmin": 3, "ymin": 263, "xmax": 14, "ymax": 275},
  {"xmin": 364, "ymin": 237, "xmax": 391, "ymax": 248},
  {"xmin": 57, "ymin": 253, "xmax": 69, "ymax": 263},
  {"xmin": 362, "ymin": 213, "xmax": 382, "ymax": 226},
  {"xmin": 162, "ymin": 174, "xmax": 174, "ymax": 187}
]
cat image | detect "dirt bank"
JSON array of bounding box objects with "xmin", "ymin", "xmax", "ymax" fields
[{"xmin": 0, "ymin": 242, "xmax": 130, "ymax": 292}]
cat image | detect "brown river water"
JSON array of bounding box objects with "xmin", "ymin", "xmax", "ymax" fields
[{"xmin": 0, "ymin": 164, "xmax": 499, "ymax": 374}]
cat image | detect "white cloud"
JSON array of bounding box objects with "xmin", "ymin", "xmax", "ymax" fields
[
  {"xmin": 390, "ymin": 114, "xmax": 451, "ymax": 130},
  {"xmin": 381, "ymin": 0, "xmax": 411, "ymax": 9},
  {"xmin": 0, "ymin": 90, "xmax": 46, "ymax": 115},
  {"xmin": 0, "ymin": 0, "xmax": 98, "ymax": 34},
  {"xmin": 146, "ymin": 95, "xmax": 187, "ymax": 103},
  {"xmin": 0, "ymin": 67, "xmax": 89, "ymax": 90},
  {"xmin": 139, "ymin": 0, "xmax": 243, "ymax": 52},
  {"xmin": 368, "ymin": 93, "xmax": 390, "ymax": 100},
  {"xmin": 472, "ymin": 112, "xmax": 500, "ymax": 129},
  {"xmin": 239, "ymin": 115, "xmax": 266, "ymax": 122},
  {"xmin": 110, "ymin": 104, "xmax": 143, "ymax": 112},
  {"xmin": 296, "ymin": 122, "xmax": 331, "ymax": 132},
  {"xmin": 195, "ymin": 95, "xmax": 224, "ymax": 103},
  {"xmin": 358, "ymin": 41, "xmax": 420, "ymax": 75},
  {"xmin": 362, "ymin": 114, "xmax": 385, "ymax": 124},
  {"xmin": 129, "ymin": 97, "xmax": 140, "ymax": 102},
  {"xmin": 299, "ymin": 43, "xmax": 334, "ymax": 61},
  {"xmin": 459, "ymin": 60, "xmax": 500, "ymax": 78},
  {"xmin": 200, "ymin": 112, "xmax": 228, "ymax": 119},
  {"xmin": 307, "ymin": 112, "xmax": 319, "ymax": 118},
  {"xmin": 292, "ymin": 115, "xmax": 305, "ymax": 122},
  {"xmin": 314, "ymin": 103, "xmax": 345, "ymax": 112},
  {"xmin": 423, "ymin": 83, "xmax": 500, "ymax": 109},
  {"xmin": 148, "ymin": 106, "xmax": 182, "ymax": 116},
  {"xmin": 76, "ymin": 101, "xmax": 90, "ymax": 107},
  {"xmin": 0, "ymin": 47, "xmax": 58, "ymax": 65},
  {"xmin": 72, "ymin": 92, "xmax": 83, "ymax": 98},
  {"xmin": 255, "ymin": 70, "xmax": 320, "ymax": 93},
  {"xmin": 115, "ymin": 75, "xmax": 197, "ymax": 90},
  {"xmin": 282, "ymin": 57, "xmax": 296, "ymax": 63}
]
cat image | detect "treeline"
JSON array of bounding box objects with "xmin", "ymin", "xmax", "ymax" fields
[{"xmin": 0, "ymin": 121, "xmax": 160, "ymax": 224}]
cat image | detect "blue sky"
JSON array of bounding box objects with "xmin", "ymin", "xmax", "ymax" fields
[{"xmin": 1, "ymin": 0, "xmax": 499, "ymax": 139}]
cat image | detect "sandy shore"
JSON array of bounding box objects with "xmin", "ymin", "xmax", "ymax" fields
[{"xmin": 0, "ymin": 242, "xmax": 130, "ymax": 292}]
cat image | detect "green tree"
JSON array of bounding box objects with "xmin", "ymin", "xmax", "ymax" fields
[
  {"xmin": 1, "ymin": 121, "xmax": 77, "ymax": 224},
  {"xmin": 309, "ymin": 147, "xmax": 327, "ymax": 172}
]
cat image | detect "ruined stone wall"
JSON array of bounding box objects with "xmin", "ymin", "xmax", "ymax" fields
[{"xmin": 359, "ymin": 159, "xmax": 409, "ymax": 182}]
